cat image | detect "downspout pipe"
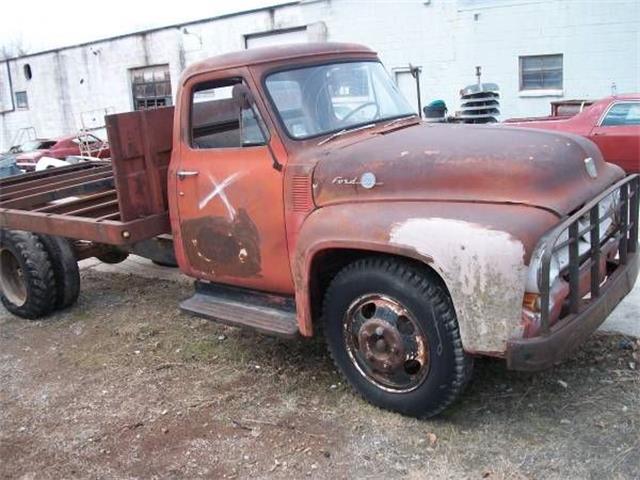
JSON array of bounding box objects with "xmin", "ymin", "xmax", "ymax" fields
[{"xmin": 0, "ymin": 60, "xmax": 16, "ymax": 114}]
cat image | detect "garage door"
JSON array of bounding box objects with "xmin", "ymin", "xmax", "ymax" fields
[{"xmin": 245, "ymin": 28, "xmax": 308, "ymax": 49}]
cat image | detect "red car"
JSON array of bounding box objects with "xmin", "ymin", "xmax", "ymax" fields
[
  {"xmin": 14, "ymin": 134, "xmax": 109, "ymax": 171},
  {"xmin": 506, "ymin": 95, "xmax": 640, "ymax": 173}
]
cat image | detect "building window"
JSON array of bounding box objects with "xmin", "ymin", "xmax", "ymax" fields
[
  {"xmin": 519, "ymin": 54, "xmax": 563, "ymax": 91},
  {"xmin": 15, "ymin": 91, "xmax": 28, "ymax": 109},
  {"xmin": 130, "ymin": 65, "xmax": 172, "ymax": 110}
]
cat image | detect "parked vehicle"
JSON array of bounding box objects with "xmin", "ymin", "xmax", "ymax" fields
[
  {"xmin": 13, "ymin": 134, "xmax": 110, "ymax": 172},
  {"xmin": 35, "ymin": 155, "xmax": 104, "ymax": 171},
  {"xmin": 0, "ymin": 154, "xmax": 21, "ymax": 179},
  {"xmin": 505, "ymin": 95, "xmax": 640, "ymax": 173},
  {"xmin": 10, "ymin": 138, "xmax": 56, "ymax": 171},
  {"xmin": 0, "ymin": 44, "xmax": 638, "ymax": 418}
]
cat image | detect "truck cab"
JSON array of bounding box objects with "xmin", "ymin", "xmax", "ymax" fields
[{"xmin": 1, "ymin": 43, "xmax": 638, "ymax": 418}]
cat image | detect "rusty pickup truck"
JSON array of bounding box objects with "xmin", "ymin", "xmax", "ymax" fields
[{"xmin": 1, "ymin": 43, "xmax": 638, "ymax": 418}]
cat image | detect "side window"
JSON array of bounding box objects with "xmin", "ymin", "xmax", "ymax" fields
[
  {"xmin": 601, "ymin": 103, "xmax": 640, "ymax": 127},
  {"xmin": 191, "ymin": 78, "xmax": 268, "ymax": 149}
]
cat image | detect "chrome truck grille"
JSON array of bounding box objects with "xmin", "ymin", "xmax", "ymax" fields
[{"xmin": 537, "ymin": 175, "xmax": 639, "ymax": 333}]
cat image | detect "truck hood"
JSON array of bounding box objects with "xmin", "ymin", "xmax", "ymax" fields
[{"xmin": 311, "ymin": 122, "xmax": 624, "ymax": 216}]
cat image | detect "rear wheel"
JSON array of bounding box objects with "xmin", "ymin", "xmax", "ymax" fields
[
  {"xmin": 0, "ymin": 230, "xmax": 56, "ymax": 319},
  {"xmin": 322, "ymin": 257, "xmax": 472, "ymax": 418},
  {"xmin": 38, "ymin": 235, "xmax": 80, "ymax": 310}
]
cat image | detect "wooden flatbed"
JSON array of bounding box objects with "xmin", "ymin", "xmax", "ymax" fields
[{"xmin": 0, "ymin": 107, "xmax": 174, "ymax": 245}]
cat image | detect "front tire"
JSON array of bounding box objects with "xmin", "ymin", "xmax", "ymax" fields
[
  {"xmin": 322, "ymin": 257, "xmax": 472, "ymax": 418},
  {"xmin": 0, "ymin": 230, "xmax": 57, "ymax": 319}
]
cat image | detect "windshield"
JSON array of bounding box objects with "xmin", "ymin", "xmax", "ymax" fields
[{"xmin": 265, "ymin": 61, "xmax": 415, "ymax": 140}]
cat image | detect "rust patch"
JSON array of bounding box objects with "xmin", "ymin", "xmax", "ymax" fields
[{"xmin": 181, "ymin": 208, "xmax": 261, "ymax": 277}]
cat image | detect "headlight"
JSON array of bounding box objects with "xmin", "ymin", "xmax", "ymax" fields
[
  {"xmin": 525, "ymin": 246, "xmax": 561, "ymax": 294},
  {"xmin": 525, "ymin": 190, "xmax": 619, "ymax": 295},
  {"xmin": 595, "ymin": 191, "xmax": 617, "ymax": 238}
]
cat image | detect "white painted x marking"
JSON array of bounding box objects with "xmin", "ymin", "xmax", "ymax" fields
[{"xmin": 198, "ymin": 172, "xmax": 244, "ymax": 220}]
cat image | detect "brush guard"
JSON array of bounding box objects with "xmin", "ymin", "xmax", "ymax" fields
[{"xmin": 507, "ymin": 174, "xmax": 639, "ymax": 370}]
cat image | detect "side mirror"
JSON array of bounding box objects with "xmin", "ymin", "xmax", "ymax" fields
[{"xmin": 231, "ymin": 84, "xmax": 254, "ymax": 110}]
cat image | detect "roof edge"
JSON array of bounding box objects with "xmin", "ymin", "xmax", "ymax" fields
[{"xmin": 0, "ymin": 1, "xmax": 300, "ymax": 63}]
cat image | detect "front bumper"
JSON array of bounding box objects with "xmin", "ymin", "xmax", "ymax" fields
[
  {"xmin": 506, "ymin": 251, "xmax": 638, "ymax": 371},
  {"xmin": 507, "ymin": 174, "xmax": 639, "ymax": 371}
]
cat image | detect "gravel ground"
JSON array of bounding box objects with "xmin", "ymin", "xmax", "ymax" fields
[{"xmin": 1, "ymin": 269, "xmax": 639, "ymax": 479}]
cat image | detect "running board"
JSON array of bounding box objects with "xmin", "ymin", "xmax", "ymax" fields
[{"xmin": 180, "ymin": 281, "xmax": 299, "ymax": 338}]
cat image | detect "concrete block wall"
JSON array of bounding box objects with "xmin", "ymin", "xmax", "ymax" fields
[
  {"xmin": 313, "ymin": 0, "xmax": 639, "ymax": 119},
  {"xmin": 0, "ymin": 4, "xmax": 310, "ymax": 150},
  {"xmin": 0, "ymin": 0, "xmax": 638, "ymax": 150}
]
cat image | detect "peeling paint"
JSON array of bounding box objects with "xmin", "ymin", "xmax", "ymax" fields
[
  {"xmin": 389, "ymin": 217, "xmax": 528, "ymax": 353},
  {"xmin": 182, "ymin": 209, "xmax": 261, "ymax": 278}
]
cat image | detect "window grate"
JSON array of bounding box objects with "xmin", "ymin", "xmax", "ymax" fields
[
  {"xmin": 130, "ymin": 65, "xmax": 172, "ymax": 111},
  {"xmin": 519, "ymin": 54, "xmax": 563, "ymax": 91}
]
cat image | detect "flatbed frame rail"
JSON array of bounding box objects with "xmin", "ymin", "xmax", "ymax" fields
[{"xmin": 0, "ymin": 107, "xmax": 174, "ymax": 245}]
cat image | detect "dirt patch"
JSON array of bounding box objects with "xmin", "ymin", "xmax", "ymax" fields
[{"xmin": 1, "ymin": 270, "xmax": 638, "ymax": 479}]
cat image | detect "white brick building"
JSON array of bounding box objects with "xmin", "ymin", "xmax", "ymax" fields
[{"xmin": 0, "ymin": 0, "xmax": 638, "ymax": 150}]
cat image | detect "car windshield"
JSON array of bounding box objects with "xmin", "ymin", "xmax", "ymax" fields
[
  {"xmin": 20, "ymin": 140, "xmax": 56, "ymax": 152},
  {"xmin": 265, "ymin": 61, "xmax": 415, "ymax": 140}
]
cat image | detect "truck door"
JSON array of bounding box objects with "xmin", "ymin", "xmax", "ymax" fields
[
  {"xmin": 172, "ymin": 71, "xmax": 294, "ymax": 294},
  {"xmin": 589, "ymin": 101, "xmax": 640, "ymax": 173}
]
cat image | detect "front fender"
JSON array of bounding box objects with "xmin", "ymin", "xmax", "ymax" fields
[{"xmin": 293, "ymin": 201, "xmax": 559, "ymax": 355}]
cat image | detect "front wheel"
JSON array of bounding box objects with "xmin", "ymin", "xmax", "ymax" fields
[{"xmin": 322, "ymin": 257, "xmax": 472, "ymax": 418}]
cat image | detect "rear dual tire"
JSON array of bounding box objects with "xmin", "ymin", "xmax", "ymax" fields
[
  {"xmin": 0, "ymin": 230, "xmax": 80, "ymax": 319},
  {"xmin": 38, "ymin": 234, "xmax": 80, "ymax": 310}
]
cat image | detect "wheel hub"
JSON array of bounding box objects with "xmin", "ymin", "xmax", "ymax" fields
[
  {"xmin": 0, "ymin": 248, "xmax": 27, "ymax": 307},
  {"xmin": 344, "ymin": 294, "xmax": 430, "ymax": 392},
  {"xmin": 358, "ymin": 318, "xmax": 406, "ymax": 372}
]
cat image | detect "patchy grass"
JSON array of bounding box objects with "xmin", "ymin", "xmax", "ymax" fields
[{"xmin": 1, "ymin": 270, "xmax": 638, "ymax": 479}]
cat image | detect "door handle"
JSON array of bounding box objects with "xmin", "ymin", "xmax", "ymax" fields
[{"xmin": 177, "ymin": 170, "xmax": 199, "ymax": 179}]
